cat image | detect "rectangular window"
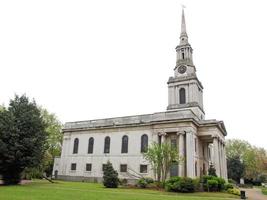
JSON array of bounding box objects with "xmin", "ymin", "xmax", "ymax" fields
[
  {"xmin": 71, "ymin": 163, "xmax": 76, "ymax": 171},
  {"xmin": 120, "ymin": 164, "xmax": 127, "ymax": 172},
  {"xmin": 86, "ymin": 163, "xmax": 92, "ymax": 171},
  {"xmin": 140, "ymin": 165, "xmax": 148, "ymax": 173},
  {"xmin": 102, "ymin": 164, "xmax": 107, "ymax": 171},
  {"xmin": 171, "ymin": 138, "xmax": 177, "ymax": 149}
]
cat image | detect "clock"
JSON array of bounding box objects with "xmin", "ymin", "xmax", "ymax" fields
[{"xmin": 178, "ymin": 65, "xmax": 187, "ymax": 74}]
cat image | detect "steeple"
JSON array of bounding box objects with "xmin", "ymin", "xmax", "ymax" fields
[
  {"xmin": 167, "ymin": 8, "xmax": 204, "ymax": 120},
  {"xmin": 175, "ymin": 8, "xmax": 194, "ymax": 73},
  {"xmin": 180, "ymin": 8, "xmax": 188, "ymax": 45}
]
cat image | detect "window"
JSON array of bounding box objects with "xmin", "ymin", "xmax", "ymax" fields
[
  {"xmin": 140, "ymin": 165, "xmax": 148, "ymax": 173},
  {"xmin": 171, "ymin": 138, "xmax": 177, "ymax": 149},
  {"xmin": 179, "ymin": 88, "xmax": 186, "ymax": 104},
  {"xmin": 141, "ymin": 134, "xmax": 148, "ymax": 153},
  {"xmin": 73, "ymin": 138, "xmax": 79, "ymax": 154},
  {"xmin": 158, "ymin": 135, "xmax": 162, "ymax": 146},
  {"xmin": 102, "ymin": 164, "xmax": 107, "ymax": 171},
  {"xmin": 88, "ymin": 137, "xmax": 94, "ymax": 154},
  {"xmin": 71, "ymin": 163, "xmax": 76, "ymax": 170},
  {"xmin": 104, "ymin": 136, "xmax": 110, "ymax": 153},
  {"xmin": 121, "ymin": 135, "xmax": 128, "ymax": 153},
  {"xmin": 182, "ymin": 52, "xmax": 185, "ymax": 59},
  {"xmin": 86, "ymin": 163, "xmax": 92, "ymax": 171},
  {"xmin": 120, "ymin": 164, "xmax": 127, "ymax": 172}
]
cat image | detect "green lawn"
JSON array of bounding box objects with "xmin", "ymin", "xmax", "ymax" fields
[
  {"xmin": 262, "ymin": 188, "xmax": 267, "ymax": 195},
  {"xmin": 0, "ymin": 180, "xmax": 238, "ymax": 200}
]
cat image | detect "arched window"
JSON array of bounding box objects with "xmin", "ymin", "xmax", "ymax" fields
[
  {"xmin": 73, "ymin": 138, "xmax": 79, "ymax": 154},
  {"xmin": 121, "ymin": 135, "xmax": 128, "ymax": 153},
  {"xmin": 179, "ymin": 88, "xmax": 186, "ymax": 104},
  {"xmin": 104, "ymin": 136, "xmax": 110, "ymax": 153},
  {"xmin": 88, "ymin": 137, "xmax": 94, "ymax": 154},
  {"xmin": 141, "ymin": 134, "xmax": 148, "ymax": 153}
]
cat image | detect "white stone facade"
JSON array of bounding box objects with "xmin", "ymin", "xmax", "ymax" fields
[{"xmin": 53, "ymin": 9, "xmax": 228, "ymax": 182}]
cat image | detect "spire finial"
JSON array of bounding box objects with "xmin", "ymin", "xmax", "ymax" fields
[{"xmin": 180, "ymin": 5, "xmax": 188, "ymax": 44}]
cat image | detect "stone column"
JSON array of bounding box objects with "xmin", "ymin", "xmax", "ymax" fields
[
  {"xmin": 178, "ymin": 132, "xmax": 185, "ymax": 177},
  {"xmin": 212, "ymin": 136, "xmax": 220, "ymax": 176},
  {"xmin": 186, "ymin": 131, "xmax": 194, "ymax": 178}
]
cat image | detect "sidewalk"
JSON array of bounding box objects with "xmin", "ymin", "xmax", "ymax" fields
[{"xmin": 243, "ymin": 188, "xmax": 267, "ymax": 200}]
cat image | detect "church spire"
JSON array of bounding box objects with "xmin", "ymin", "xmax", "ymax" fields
[
  {"xmin": 180, "ymin": 8, "xmax": 188, "ymax": 45},
  {"xmin": 175, "ymin": 7, "xmax": 194, "ymax": 68}
]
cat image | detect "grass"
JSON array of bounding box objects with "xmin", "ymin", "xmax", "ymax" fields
[
  {"xmin": 0, "ymin": 180, "xmax": 239, "ymax": 200},
  {"xmin": 262, "ymin": 188, "xmax": 267, "ymax": 195}
]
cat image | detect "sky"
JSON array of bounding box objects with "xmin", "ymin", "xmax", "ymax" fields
[{"xmin": 0, "ymin": 0, "xmax": 267, "ymax": 149}]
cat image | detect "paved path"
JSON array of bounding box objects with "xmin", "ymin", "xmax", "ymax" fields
[{"xmin": 243, "ymin": 188, "xmax": 267, "ymax": 200}]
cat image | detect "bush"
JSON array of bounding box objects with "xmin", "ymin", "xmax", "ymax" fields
[
  {"xmin": 224, "ymin": 183, "xmax": 234, "ymax": 190},
  {"xmin": 216, "ymin": 177, "xmax": 225, "ymax": 191},
  {"xmin": 165, "ymin": 176, "xmax": 195, "ymax": 193},
  {"xmin": 207, "ymin": 180, "xmax": 218, "ymax": 192},
  {"xmin": 227, "ymin": 188, "xmax": 240, "ymax": 196},
  {"xmin": 102, "ymin": 161, "xmax": 119, "ymax": 188},
  {"xmin": 165, "ymin": 176, "xmax": 181, "ymax": 191},
  {"xmin": 202, "ymin": 175, "xmax": 226, "ymax": 192},
  {"xmin": 193, "ymin": 178, "xmax": 201, "ymax": 191},
  {"xmin": 179, "ymin": 177, "xmax": 195, "ymax": 193},
  {"xmin": 228, "ymin": 179, "xmax": 236, "ymax": 184},
  {"xmin": 119, "ymin": 178, "xmax": 128, "ymax": 186},
  {"xmin": 208, "ymin": 165, "xmax": 217, "ymax": 176},
  {"xmin": 137, "ymin": 177, "xmax": 154, "ymax": 188}
]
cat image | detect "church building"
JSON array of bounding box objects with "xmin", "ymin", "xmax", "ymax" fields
[{"xmin": 53, "ymin": 9, "xmax": 228, "ymax": 182}]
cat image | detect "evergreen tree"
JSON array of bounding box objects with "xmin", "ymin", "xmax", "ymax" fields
[
  {"xmin": 103, "ymin": 161, "xmax": 119, "ymax": 188},
  {"xmin": 227, "ymin": 156, "xmax": 245, "ymax": 183},
  {"xmin": 208, "ymin": 164, "xmax": 217, "ymax": 177},
  {"xmin": 0, "ymin": 95, "xmax": 47, "ymax": 185}
]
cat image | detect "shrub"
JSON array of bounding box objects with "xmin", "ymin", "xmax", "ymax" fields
[
  {"xmin": 224, "ymin": 183, "xmax": 234, "ymax": 190},
  {"xmin": 193, "ymin": 178, "xmax": 201, "ymax": 192},
  {"xmin": 119, "ymin": 178, "xmax": 128, "ymax": 186},
  {"xmin": 208, "ymin": 164, "xmax": 217, "ymax": 176},
  {"xmin": 179, "ymin": 177, "xmax": 195, "ymax": 193},
  {"xmin": 227, "ymin": 188, "xmax": 240, "ymax": 196},
  {"xmin": 228, "ymin": 179, "xmax": 236, "ymax": 184},
  {"xmin": 165, "ymin": 176, "xmax": 195, "ymax": 193},
  {"xmin": 137, "ymin": 177, "xmax": 154, "ymax": 188},
  {"xmin": 216, "ymin": 177, "xmax": 225, "ymax": 191},
  {"xmin": 202, "ymin": 175, "xmax": 226, "ymax": 192},
  {"xmin": 165, "ymin": 176, "xmax": 181, "ymax": 191},
  {"xmin": 207, "ymin": 180, "xmax": 218, "ymax": 192},
  {"xmin": 102, "ymin": 161, "xmax": 119, "ymax": 188}
]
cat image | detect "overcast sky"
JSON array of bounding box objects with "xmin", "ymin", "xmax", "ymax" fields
[{"xmin": 1, "ymin": 0, "xmax": 267, "ymax": 149}]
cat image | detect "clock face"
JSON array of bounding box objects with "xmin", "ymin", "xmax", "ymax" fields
[{"xmin": 178, "ymin": 65, "xmax": 187, "ymax": 74}]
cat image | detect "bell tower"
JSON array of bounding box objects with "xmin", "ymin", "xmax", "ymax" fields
[{"xmin": 167, "ymin": 9, "xmax": 205, "ymax": 120}]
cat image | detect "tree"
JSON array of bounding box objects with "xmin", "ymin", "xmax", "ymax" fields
[
  {"xmin": 143, "ymin": 142, "xmax": 181, "ymax": 182},
  {"xmin": 227, "ymin": 156, "xmax": 245, "ymax": 183},
  {"xmin": 208, "ymin": 164, "xmax": 217, "ymax": 177},
  {"xmin": 22, "ymin": 108, "xmax": 62, "ymax": 178},
  {"xmin": 0, "ymin": 95, "xmax": 47, "ymax": 185},
  {"xmin": 226, "ymin": 139, "xmax": 267, "ymax": 181},
  {"xmin": 40, "ymin": 108, "xmax": 62, "ymax": 176},
  {"xmin": 103, "ymin": 161, "xmax": 119, "ymax": 188}
]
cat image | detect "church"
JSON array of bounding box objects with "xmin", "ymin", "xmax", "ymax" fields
[{"xmin": 53, "ymin": 9, "xmax": 228, "ymax": 183}]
